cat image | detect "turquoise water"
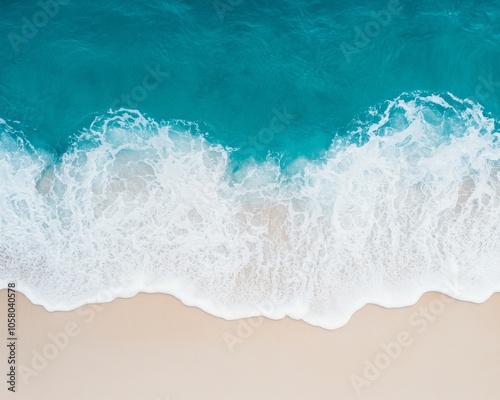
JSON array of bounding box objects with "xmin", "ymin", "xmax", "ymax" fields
[
  {"xmin": 2, "ymin": 0, "xmax": 500, "ymax": 158},
  {"xmin": 1, "ymin": 0, "xmax": 500, "ymax": 328}
]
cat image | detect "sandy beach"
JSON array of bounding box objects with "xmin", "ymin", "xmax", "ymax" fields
[{"xmin": 0, "ymin": 290, "xmax": 499, "ymax": 399}]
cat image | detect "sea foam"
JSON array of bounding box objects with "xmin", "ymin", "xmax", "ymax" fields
[{"xmin": 1, "ymin": 92, "xmax": 500, "ymax": 329}]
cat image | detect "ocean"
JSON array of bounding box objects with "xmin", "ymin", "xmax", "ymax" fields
[{"xmin": 1, "ymin": 0, "xmax": 500, "ymax": 328}]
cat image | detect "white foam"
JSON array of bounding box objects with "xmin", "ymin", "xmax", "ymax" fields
[{"xmin": 1, "ymin": 93, "xmax": 500, "ymax": 329}]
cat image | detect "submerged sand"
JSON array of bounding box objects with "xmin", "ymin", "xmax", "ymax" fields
[{"xmin": 1, "ymin": 291, "xmax": 499, "ymax": 399}]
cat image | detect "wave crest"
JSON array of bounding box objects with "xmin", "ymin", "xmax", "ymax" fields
[{"xmin": 1, "ymin": 92, "xmax": 500, "ymax": 329}]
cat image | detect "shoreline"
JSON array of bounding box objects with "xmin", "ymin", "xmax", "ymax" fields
[
  {"xmin": 1, "ymin": 290, "xmax": 499, "ymax": 399},
  {"xmin": 3, "ymin": 282, "xmax": 499, "ymax": 330}
]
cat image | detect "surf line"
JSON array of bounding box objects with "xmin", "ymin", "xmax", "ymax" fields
[{"xmin": 6, "ymin": 283, "xmax": 17, "ymax": 393}]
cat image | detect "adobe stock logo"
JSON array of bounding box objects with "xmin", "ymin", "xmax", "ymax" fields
[
  {"xmin": 7, "ymin": 0, "xmax": 70, "ymax": 54},
  {"xmin": 213, "ymin": 0, "xmax": 243, "ymax": 22},
  {"xmin": 349, "ymin": 290, "xmax": 459, "ymax": 395},
  {"xmin": 18, "ymin": 277, "xmax": 134, "ymax": 386},
  {"xmin": 111, "ymin": 65, "xmax": 170, "ymax": 109},
  {"xmin": 339, "ymin": 0, "xmax": 403, "ymax": 63},
  {"xmin": 238, "ymin": 107, "xmax": 295, "ymax": 160},
  {"xmin": 473, "ymin": 74, "xmax": 500, "ymax": 103}
]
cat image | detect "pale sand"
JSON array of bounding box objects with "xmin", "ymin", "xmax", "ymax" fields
[{"xmin": 1, "ymin": 291, "xmax": 500, "ymax": 400}]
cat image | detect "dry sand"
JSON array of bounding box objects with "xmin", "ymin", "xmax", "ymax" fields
[{"xmin": 1, "ymin": 290, "xmax": 499, "ymax": 400}]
